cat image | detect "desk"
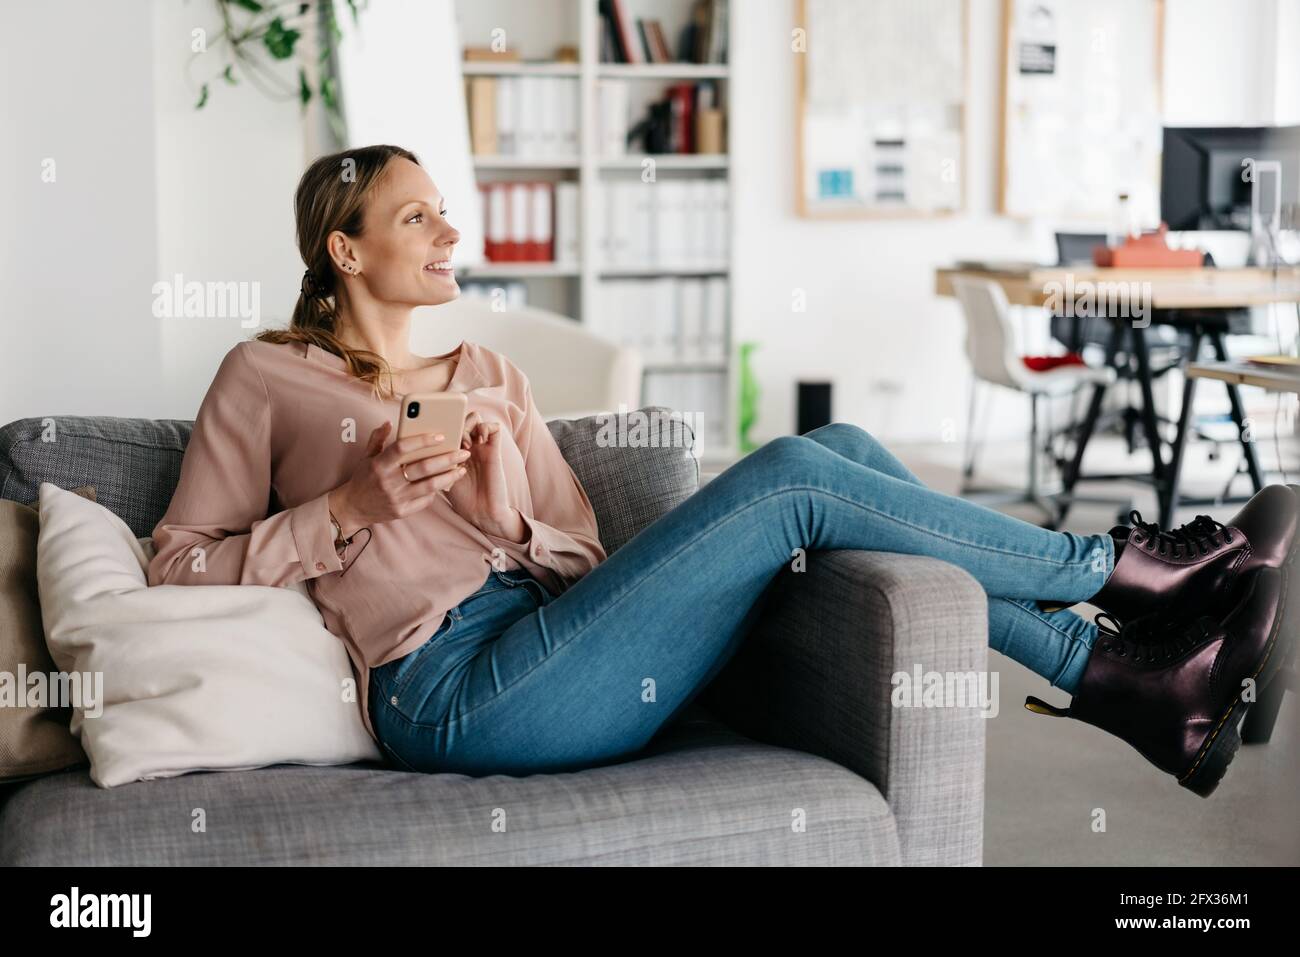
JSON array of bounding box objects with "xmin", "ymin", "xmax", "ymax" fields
[
  {"xmin": 936, "ymin": 266, "xmax": 1300, "ymax": 527},
  {"xmin": 935, "ymin": 266, "xmax": 1300, "ymax": 309},
  {"xmin": 1166, "ymin": 361, "xmax": 1299, "ymax": 524}
]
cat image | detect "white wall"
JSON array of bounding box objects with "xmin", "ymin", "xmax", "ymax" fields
[
  {"xmin": 151, "ymin": 0, "xmax": 310, "ymax": 418},
  {"xmin": 1274, "ymin": 0, "xmax": 1300, "ymax": 124},
  {"xmin": 732, "ymin": 0, "xmax": 1299, "ymax": 444},
  {"xmin": 1163, "ymin": 0, "xmax": 1278, "ymax": 126},
  {"xmin": 0, "ymin": 0, "xmax": 308, "ymax": 423},
  {"xmin": 0, "ymin": 0, "xmax": 160, "ymax": 421}
]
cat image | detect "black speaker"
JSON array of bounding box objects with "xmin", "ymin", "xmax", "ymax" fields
[{"xmin": 797, "ymin": 382, "xmax": 832, "ymax": 435}]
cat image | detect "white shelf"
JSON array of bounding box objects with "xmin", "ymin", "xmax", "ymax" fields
[
  {"xmin": 599, "ymin": 263, "xmax": 730, "ymax": 277},
  {"xmin": 597, "ymin": 63, "xmax": 729, "ymax": 79},
  {"xmin": 473, "ymin": 156, "xmax": 581, "ymax": 170},
  {"xmin": 462, "ymin": 61, "xmax": 580, "ymax": 76},
  {"xmin": 458, "ymin": 262, "xmax": 581, "ymax": 278},
  {"xmin": 598, "ymin": 154, "xmax": 729, "ymax": 170}
]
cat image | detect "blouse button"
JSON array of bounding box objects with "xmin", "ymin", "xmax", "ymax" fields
[{"xmin": 315, "ymin": 561, "xmax": 327, "ymax": 571}]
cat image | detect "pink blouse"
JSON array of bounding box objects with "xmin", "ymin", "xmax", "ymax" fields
[{"xmin": 146, "ymin": 338, "xmax": 608, "ymax": 744}]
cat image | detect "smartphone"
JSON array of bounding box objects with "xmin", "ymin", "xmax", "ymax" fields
[{"xmin": 394, "ymin": 392, "xmax": 468, "ymax": 467}]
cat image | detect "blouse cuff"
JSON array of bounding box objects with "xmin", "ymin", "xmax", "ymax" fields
[
  {"xmin": 484, "ymin": 512, "xmax": 570, "ymax": 567},
  {"xmin": 289, "ymin": 491, "xmax": 345, "ymax": 579}
]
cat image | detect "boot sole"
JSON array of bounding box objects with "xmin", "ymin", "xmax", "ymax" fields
[{"xmin": 1177, "ymin": 564, "xmax": 1295, "ymax": 797}]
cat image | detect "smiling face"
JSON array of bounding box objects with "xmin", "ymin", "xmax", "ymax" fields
[{"xmin": 332, "ymin": 156, "xmax": 461, "ymax": 307}]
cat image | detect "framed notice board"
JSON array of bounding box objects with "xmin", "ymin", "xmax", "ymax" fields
[
  {"xmin": 795, "ymin": 0, "xmax": 968, "ymax": 219},
  {"xmin": 998, "ymin": 0, "xmax": 1165, "ymax": 221}
]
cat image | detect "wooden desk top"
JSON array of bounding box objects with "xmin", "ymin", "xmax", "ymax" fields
[
  {"xmin": 1185, "ymin": 361, "xmax": 1300, "ymax": 393},
  {"xmin": 935, "ymin": 265, "xmax": 1300, "ymax": 309}
]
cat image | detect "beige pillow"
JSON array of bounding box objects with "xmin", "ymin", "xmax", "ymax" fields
[
  {"xmin": 0, "ymin": 486, "xmax": 96, "ymax": 782},
  {"xmin": 35, "ymin": 482, "xmax": 380, "ymax": 788}
]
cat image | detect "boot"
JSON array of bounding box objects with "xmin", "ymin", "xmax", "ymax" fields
[
  {"xmin": 1037, "ymin": 484, "xmax": 1298, "ymax": 623},
  {"xmin": 1024, "ymin": 565, "xmax": 1295, "ymax": 797}
]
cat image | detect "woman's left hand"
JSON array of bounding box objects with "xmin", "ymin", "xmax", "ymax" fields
[{"xmin": 442, "ymin": 411, "xmax": 526, "ymax": 541}]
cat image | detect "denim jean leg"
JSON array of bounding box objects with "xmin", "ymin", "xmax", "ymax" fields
[
  {"xmin": 988, "ymin": 599, "xmax": 1098, "ymax": 694},
  {"xmin": 791, "ymin": 422, "xmax": 1111, "ymax": 601},
  {"xmin": 802, "ymin": 422, "xmax": 1103, "ymax": 688},
  {"xmin": 801, "ymin": 421, "xmax": 924, "ymax": 485}
]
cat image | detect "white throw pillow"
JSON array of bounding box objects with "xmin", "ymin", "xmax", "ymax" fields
[{"xmin": 35, "ymin": 482, "xmax": 380, "ymax": 788}]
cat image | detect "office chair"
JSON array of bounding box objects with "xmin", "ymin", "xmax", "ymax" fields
[{"xmin": 952, "ymin": 277, "xmax": 1116, "ymax": 525}]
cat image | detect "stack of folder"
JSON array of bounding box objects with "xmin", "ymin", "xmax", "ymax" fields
[
  {"xmin": 479, "ymin": 182, "xmax": 580, "ymax": 264},
  {"xmin": 466, "ymin": 76, "xmax": 579, "ymax": 158}
]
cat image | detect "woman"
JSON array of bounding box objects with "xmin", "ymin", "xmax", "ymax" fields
[{"xmin": 147, "ymin": 145, "xmax": 1297, "ymax": 798}]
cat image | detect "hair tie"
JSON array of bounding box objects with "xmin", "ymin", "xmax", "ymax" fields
[{"xmin": 301, "ymin": 268, "xmax": 320, "ymax": 299}]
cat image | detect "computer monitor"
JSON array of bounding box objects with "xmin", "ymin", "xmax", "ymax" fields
[{"xmin": 1160, "ymin": 126, "xmax": 1300, "ymax": 231}]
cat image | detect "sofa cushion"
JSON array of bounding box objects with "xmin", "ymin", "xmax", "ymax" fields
[
  {"xmin": 545, "ymin": 407, "xmax": 698, "ymax": 553},
  {"xmin": 0, "ymin": 408, "xmax": 699, "ymax": 553},
  {"xmin": 0, "ymin": 712, "xmax": 899, "ymax": 865},
  {"xmin": 0, "ymin": 492, "xmax": 94, "ymax": 783},
  {"xmin": 0, "ymin": 416, "xmax": 191, "ymax": 539}
]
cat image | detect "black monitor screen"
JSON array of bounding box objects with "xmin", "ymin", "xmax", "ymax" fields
[{"xmin": 1160, "ymin": 126, "xmax": 1300, "ymax": 231}]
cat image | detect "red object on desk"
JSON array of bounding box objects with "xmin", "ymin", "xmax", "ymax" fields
[
  {"xmin": 1092, "ymin": 223, "xmax": 1204, "ymax": 268},
  {"xmin": 1023, "ymin": 353, "xmax": 1088, "ymax": 372}
]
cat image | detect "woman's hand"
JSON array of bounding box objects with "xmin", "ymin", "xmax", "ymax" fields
[
  {"xmin": 442, "ymin": 410, "xmax": 526, "ymax": 541},
  {"xmin": 328, "ymin": 421, "xmax": 471, "ymax": 533}
]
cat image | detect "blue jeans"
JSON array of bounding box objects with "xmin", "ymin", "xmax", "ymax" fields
[{"xmin": 369, "ymin": 423, "xmax": 1112, "ymax": 776}]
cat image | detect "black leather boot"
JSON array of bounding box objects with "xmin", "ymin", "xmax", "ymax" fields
[
  {"xmin": 1024, "ymin": 565, "xmax": 1295, "ymax": 797},
  {"xmin": 1037, "ymin": 484, "xmax": 1298, "ymax": 623}
]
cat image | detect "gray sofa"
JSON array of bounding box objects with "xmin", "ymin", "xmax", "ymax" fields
[{"xmin": 0, "ymin": 409, "xmax": 987, "ymax": 865}]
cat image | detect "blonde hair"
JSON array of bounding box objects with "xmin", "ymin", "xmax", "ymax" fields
[{"xmin": 255, "ymin": 144, "xmax": 421, "ymax": 400}]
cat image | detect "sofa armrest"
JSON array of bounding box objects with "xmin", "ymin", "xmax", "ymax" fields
[{"xmin": 698, "ymin": 550, "xmax": 988, "ymax": 866}]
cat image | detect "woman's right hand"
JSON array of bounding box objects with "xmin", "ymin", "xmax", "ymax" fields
[{"xmin": 328, "ymin": 421, "xmax": 471, "ymax": 532}]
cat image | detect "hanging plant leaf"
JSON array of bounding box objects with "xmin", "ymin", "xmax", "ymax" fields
[
  {"xmin": 263, "ymin": 17, "xmax": 301, "ymax": 60},
  {"xmin": 193, "ymin": 2, "xmax": 361, "ymax": 118}
]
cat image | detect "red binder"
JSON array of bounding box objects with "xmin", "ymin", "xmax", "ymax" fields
[{"xmin": 668, "ymin": 83, "xmax": 696, "ymax": 153}]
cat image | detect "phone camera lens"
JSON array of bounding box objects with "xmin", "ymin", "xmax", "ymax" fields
[{"xmin": 406, "ymin": 401, "xmax": 420, "ymax": 418}]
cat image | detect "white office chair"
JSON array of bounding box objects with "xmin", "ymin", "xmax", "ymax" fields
[
  {"xmin": 951, "ymin": 276, "xmax": 1117, "ymax": 524},
  {"xmin": 407, "ymin": 298, "xmax": 643, "ymax": 419}
]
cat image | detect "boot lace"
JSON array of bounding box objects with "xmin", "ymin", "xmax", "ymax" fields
[
  {"xmin": 1126, "ymin": 510, "xmax": 1233, "ymax": 559},
  {"xmin": 1095, "ymin": 611, "xmax": 1214, "ymax": 664}
]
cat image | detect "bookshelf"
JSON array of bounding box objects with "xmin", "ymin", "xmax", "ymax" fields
[
  {"xmin": 462, "ymin": 61, "xmax": 581, "ymax": 76},
  {"xmin": 455, "ymin": 0, "xmax": 735, "ymax": 465}
]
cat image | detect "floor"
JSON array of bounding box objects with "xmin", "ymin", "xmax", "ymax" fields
[{"xmin": 891, "ymin": 432, "xmax": 1300, "ymax": 866}]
